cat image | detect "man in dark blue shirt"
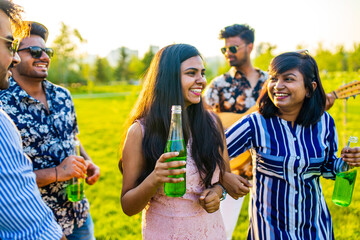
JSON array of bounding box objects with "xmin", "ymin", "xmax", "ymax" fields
[{"xmin": 0, "ymin": 21, "xmax": 100, "ymax": 239}]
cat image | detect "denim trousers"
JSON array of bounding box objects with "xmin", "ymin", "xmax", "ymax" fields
[{"xmin": 66, "ymin": 213, "xmax": 96, "ymax": 240}]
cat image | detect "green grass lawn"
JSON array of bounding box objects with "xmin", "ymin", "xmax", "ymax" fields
[{"xmin": 73, "ymin": 73, "xmax": 360, "ymax": 239}]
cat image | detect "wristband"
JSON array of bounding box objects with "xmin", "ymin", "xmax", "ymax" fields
[
  {"xmin": 54, "ymin": 166, "xmax": 58, "ymax": 183},
  {"xmin": 218, "ymin": 184, "xmax": 227, "ymax": 201}
]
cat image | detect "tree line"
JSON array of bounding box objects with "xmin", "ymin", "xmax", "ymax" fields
[{"xmin": 47, "ymin": 23, "xmax": 360, "ymax": 87}]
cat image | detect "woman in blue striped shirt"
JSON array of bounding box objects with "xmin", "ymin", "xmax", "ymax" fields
[{"xmin": 226, "ymin": 51, "xmax": 360, "ymax": 240}]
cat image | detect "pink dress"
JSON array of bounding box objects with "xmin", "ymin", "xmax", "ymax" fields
[{"xmin": 138, "ymin": 121, "xmax": 226, "ymax": 240}]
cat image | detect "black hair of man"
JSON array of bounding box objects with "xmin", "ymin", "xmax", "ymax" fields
[
  {"xmin": 27, "ymin": 21, "xmax": 48, "ymax": 42},
  {"xmin": 219, "ymin": 24, "xmax": 255, "ymax": 44}
]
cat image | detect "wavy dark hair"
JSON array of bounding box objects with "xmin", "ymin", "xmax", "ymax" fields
[
  {"xmin": 219, "ymin": 23, "xmax": 255, "ymax": 44},
  {"xmin": 27, "ymin": 21, "xmax": 49, "ymax": 42},
  {"xmin": 258, "ymin": 51, "xmax": 326, "ymax": 126},
  {"xmin": 121, "ymin": 43, "xmax": 225, "ymax": 187}
]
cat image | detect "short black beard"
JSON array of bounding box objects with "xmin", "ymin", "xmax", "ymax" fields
[{"xmin": 230, "ymin": 48, "xmax": 248, "ymax": 68}]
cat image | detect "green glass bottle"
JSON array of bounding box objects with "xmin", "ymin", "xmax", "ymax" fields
[
  {"xmin": 164, "ymin": 105, "xmax": 187, "ymax": 197},
  {"xmin": 67, "ymin": 178, "xmax": 84, "ymax": 202},
  {"xmin": 66, "ymin": 139, "xmax": 85, "ymax": 202},
  {"xmin": 332, "ymin": 136, "xmax": 358, "ymax": 207}
]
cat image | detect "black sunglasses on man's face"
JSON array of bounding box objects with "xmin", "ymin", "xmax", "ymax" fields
[
  {"xmin": 0, "ymin": 36, "xmax": 19, "ymax": 56},
  {"xmin": 17, "ymin": 46, "xmax": 54, "ymax": 59},
  {"xmin": 220, "ymin": 44, "xmax": 246, "ymax": 55}
]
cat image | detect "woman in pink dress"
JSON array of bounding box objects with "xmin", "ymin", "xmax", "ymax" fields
[{"xmin": 120, "ymin": 44, "xmax": 227, "ymax": 239}]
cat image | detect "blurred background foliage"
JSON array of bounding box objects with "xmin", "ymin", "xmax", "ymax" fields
[{"xmin": 48, "ymin": 23, "xmax": 360, "ymax": 90}]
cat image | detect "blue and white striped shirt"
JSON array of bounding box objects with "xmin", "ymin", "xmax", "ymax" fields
[
  {"xmin": 226, "ymin": 112, "xmax": 344, "ymax": 240},
  {"xmin": 0, "ymin": 104, "xmax": 63, "ymax": 240}
]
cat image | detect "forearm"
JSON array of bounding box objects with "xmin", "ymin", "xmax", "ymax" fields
[
  {"xmin": 221, "ymin": 138, "xmax": 231, "ymax": 172},
  {"xmin": 221, "ymin": 171, "xmax": 251, "ymax": 198},
  {"xmin": 220, "ymin": 171, "xmax": 232, "ymax": 190},
  {"xmin": 121, "ymin": 173, "xmax": 160, "ymax": 216},
  {"xmin": 79, "ymin": 142, "xmax": 91, "ymax": 161},
  {"xmin": 34, "ymin": 167, "xmax": 58, "ymax": 187},
  {"xmin": 224, "ymin": 157, "xmax": 231, "ymax": 172}
]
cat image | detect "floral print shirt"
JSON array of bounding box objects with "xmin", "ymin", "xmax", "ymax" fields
[
  {"xmin": 203, "ymin": 67, "xmax": 268, "ymax": 113},
  {"xmin": 0, "ymin": 77, "xmax": 89, "ymax": 236}
]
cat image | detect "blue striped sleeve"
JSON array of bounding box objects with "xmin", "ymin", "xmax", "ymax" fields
[
  {"xmin": 320, "ymin": 112, "xmax": 345, "ymax": 179},
  {"xmin": 225, "ymin": 114, "xmax": 254, "ymax": 158},
  {"xmin": 0, "ymin": 110, "xmax": 63, "ymax": 240}
]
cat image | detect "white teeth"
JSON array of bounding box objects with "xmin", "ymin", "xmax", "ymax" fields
[
  {"xmin": 191, "ymin": 89, "xmax": 202, "ymax": 93},
  {"xmin": 35, "ymin": 64, "xmax": 47, "ymax": 67},
  {"xmin": 275, "ymin": 93, "xmax": 288, "ymax": 97}
]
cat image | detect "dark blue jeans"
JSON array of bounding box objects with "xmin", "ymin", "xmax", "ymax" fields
[{"xmin": 66, "ymin": 214, "xmax": 95, "ymax": 240}]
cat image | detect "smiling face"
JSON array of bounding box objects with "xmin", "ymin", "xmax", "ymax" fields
[
  {"xmin": 12, "ymin": 35, "xmax": 50, "ymax": 82},
  {"xmin": 180, "ymin": 55, "xmax": 206, "ymax": 107},
  {"xmin": 268, "ymin": 68, "xmax": 316, "ymax": 120},
  {"xmin": 0, "ymin": 10, "xmax": 20, "ymax": 89}
]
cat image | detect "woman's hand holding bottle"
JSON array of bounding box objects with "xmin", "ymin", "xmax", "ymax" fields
[
  {"xmin": 149, "ymin": 152, "xmax": 186, "ymax": 189},
  {"xmin": 341, "ymin": 147, "xmax": 360, "ymax": 167}
]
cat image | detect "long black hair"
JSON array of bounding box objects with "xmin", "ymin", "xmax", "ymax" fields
[
  {"xmin": 122, "ymin": 43, "xmax": 225, "ymax": 187},
  {"xmin": 258, "ymin": 51, "xmax": 326, "ymax": 126}
]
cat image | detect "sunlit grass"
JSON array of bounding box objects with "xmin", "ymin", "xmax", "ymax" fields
[{"xmin": 73, "ymin": 72, "xmax": 360, "ymax": 239}]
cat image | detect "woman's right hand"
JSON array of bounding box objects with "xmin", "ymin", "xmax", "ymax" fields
[
  {"xmin": 149, "ymin": 152, "xmax": 186, "ymax": 188},
  {"xmin": 221, "ymin": 172, "xmax": 252, "ymax": 199},
  {"xmin": 341, "ymin": 147, "xmax": 360, "ymax": 167}
]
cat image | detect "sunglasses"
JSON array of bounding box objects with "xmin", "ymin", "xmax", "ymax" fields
[
  {"xmin": 17, "ymin": 46, "xmax": 54, "ymax": 59},
  {"xmin": 296, "ymin": 49, "xmax": 309, "ymax": 54},
  {"xmin": 0, "ymin": 36, "xmax": 19, "ymax": 56},
  {"xmin": 221, "ymin": 44, "xmax": 246, "ymax": 54}
]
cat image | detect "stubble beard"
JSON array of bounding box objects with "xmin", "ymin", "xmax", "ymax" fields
[
  {"xmin": 0, "ymin": 69, "xmax": 10, "ymax": 90},
  {"xmin": 0, "ymin": 77, "xmax": 9, "ymax": 90},
  {"xmin": 229, "ymin": 48, "xmax": 248, "ymax": 69}
]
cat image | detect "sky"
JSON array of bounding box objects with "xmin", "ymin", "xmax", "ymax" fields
[{"xmin": 13, "ymin": 0, "xmax": 360, "ymax": 59}]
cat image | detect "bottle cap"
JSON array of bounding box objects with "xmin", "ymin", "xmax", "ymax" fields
[
  {"xmin": 349, "ymin": 136, "xmax": 358, "ymax": 144},
  {"xmin": 171, "ymin": 105, "xmax": 182, "ymax": 113}
]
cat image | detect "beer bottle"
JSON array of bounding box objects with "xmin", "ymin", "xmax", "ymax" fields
[
  {"xmin": 164, "ymin": 105, "xmax": 187, "ymax": 197},
  {"xmin": 332, "ymin": 136, "xmax": 358, "ymax": 207},
  {"xmin": 66, "ymin": 139, "xmax": 85, "ymax": 202}
]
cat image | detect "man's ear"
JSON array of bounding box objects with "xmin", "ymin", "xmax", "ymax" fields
[{"xmin": 247, "ymin": 42, "xmax": 254, "ymax": 53}]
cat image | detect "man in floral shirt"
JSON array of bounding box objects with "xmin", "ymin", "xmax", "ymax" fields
[
  {"xmin": 203, "ymin": 24, "xmax": 268, "ymax": 240},
  {"xmin": 0, "ymin": 21, "xmax": 100, "ymax": 239},
  {"xmin": 204, "ymin": 24, "xmax": 268, "ymax": 115}
]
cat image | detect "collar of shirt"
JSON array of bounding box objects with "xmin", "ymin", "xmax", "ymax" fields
[
  {"xmin": 228, "ymin": 67, "xmax": 269, "ymax": 82},
  {"xmin": 8, "ymin": 77, "xmax": 54, "ymax": 108}
]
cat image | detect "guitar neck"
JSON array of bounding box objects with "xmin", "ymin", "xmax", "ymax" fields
[{"xmin": 331, "ymin": 80, "xmax": 360, "ymax": 99}]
